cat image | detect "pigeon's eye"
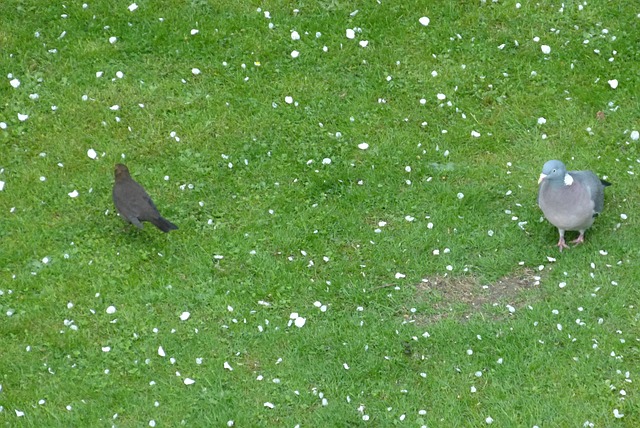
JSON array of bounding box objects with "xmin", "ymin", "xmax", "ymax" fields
[{"xmin": 552, "ymin": 169, "xmax": 556, "ymax": 173}]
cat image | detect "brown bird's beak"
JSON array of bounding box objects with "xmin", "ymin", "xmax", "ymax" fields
[{"xmin": 537, "ymin": 173, "xmax": 546, "ymax": 184}]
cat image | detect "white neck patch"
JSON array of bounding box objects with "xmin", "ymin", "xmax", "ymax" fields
[{"xmin": 564, "ymin": 173, "xmax": 574, "ymax": 186}]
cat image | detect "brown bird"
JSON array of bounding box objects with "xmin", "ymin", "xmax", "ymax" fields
[{"xmin": 112, "ymin": 164, "xmax": 178, "ymax": 232}]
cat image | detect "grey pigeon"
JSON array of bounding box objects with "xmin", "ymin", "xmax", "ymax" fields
[
  {"xmin": 537, "ymin": 160, "xmax": 610, "ymax": 251},
  {"xmin": 112, "ymin": 164, "xmax": 178, "ymax": 233}
]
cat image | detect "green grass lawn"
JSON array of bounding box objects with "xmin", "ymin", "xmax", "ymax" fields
[{"xmin": 1, "ymin": 0, "xmax": 639, "ymax": 426}]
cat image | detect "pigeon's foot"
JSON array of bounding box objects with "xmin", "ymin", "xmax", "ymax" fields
[
  {"xmin": 570, "ymin": 234, "xmax": 585, "ymax": 246},
  {"xmin": 557, "ymin": 237, "xmax": 570, "ymax": 252}
]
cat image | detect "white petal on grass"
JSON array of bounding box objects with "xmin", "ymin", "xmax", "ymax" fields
[
  {"xmin": 10, "ymin": 78, "xmax": 20, "ymax": 88},
  {"xmin": 437, "ymin": 93, "xmax": 446, "ymax": 100},
  {"xmin": 224, "ymin": 361, "xmax": 233, "ymax": 371},
  {"xmin": 541, "ymin": 45, "xmax": 551, "ymax": 54},
  {"xmin": 0, "ymin": 122, "xmax": 6, "ymax": 129},
  {"xmin": 106, "ymin": 305, "xmax": 116, "ymax": 314},
  {"xmin": 608, "ymin": 79, "xmax": 618, "ymax": 89},
  {"xmin": 109, "ymin": 36, "xmax": 117, "ymax": 44},
  {"xmin": 291, "ymin": 50, "xmax": 299, "ymax": 58},
  {"xmin": 346, "ymin": 29, "xmax": 355, "ymax": 39},
  {"xmin": 294, "ymin": 317, "xmax": 306, "ymax": 328},
  {"xmin": 613, "ymin": 409, "xmax": 624, "ymax": 418},
  {"xmin": 68, "ymin": 190, "xmax": 79, "ymax": 198},
  {"xmin": 485, "ymin": 416, "xmax": 494, "ymax": 424},
  {"xmin": 537, "ymin": 117, "xmax": 547, "ymax": 125},
  {"xmin": 471, "ymin": 130, "xmax": 481, "ymax": 137},
  {"xmin": 183, "ymin": 378, "xmax": 195, "ymax": 385},
  {"xmin": 630, "ymin": 130, "xmax": 639, "ymax": 141},
  {"xmin": 102, "ymin": 346, "xmax": 111, "ymax": 352},
  {"xmin": 87, "ymin": 149, "xmax": 98, "ymax": 159},
  {"xmin": 180, "ymin": 311, "xmax": 190, "ymax": 321},
  {"xmin": 358, "ymin": 142, "xmax": 369, "ymax": 150},
  {"xmin": 190, "ymin": 29, "xmax": 199, "ymax": 35},
  {"xmin": 15, "ymin": 410, "xmax": 25, "ymax": 417},
  {"xmin": 158, "ymin": 346, "xmax": 166, "ymax": 357},
  {"xmin": 419, "ymin": 16, "xmax": 430, "ymax": 26},
  {"xmin": 192, "ymin": 68, "xmax": 201, "ymax": 75},
  {"xmin": 285, "ymin": 96, "xmax": 293, "ymax": 104},
  {"xmin": 264, "ymin": 402, "xmax": 275, "ymax": 409},
  {"xmin": 116, "ymin": 71, "xmax": 124, "ymax": 79},
  {"xmin": 359, "ymin": 40, "xmax": 369, "ymax": 47},
  {"xmin": 322, "ymin": 158, "xmax": 331, "ymax": 165},
  {"xmin": 0, "ymin": 181, "xmax": 5, "ymax": 191},
  {"xmin": 128, "ymin": 3, "xmax": 138, "ymax": 12},
  {"xmin": 291, "ymin": 30, "xmax": 300, "ymax": 40},
  {"xmin": 18, "ymin": 113, "xmax": 29, "ymax": 121},
  {"xmin": 395, "ymin": 272, "xmax": 406, "ymax": 279},
  {"xmin": 457, "ymin": 193, "xmax": 464, "ymax": 199}
]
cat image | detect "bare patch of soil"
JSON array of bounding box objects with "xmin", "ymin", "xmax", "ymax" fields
[{"xmin": 414, "ymin": 268, "xmax": 541, "ymax": 323}]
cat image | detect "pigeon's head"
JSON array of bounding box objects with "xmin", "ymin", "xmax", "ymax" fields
[
  {"xmin": 114, "ymin": 164, "xmax": 131, "ymax": 180},
  {"xmin": 538, "ymin": 160, "xmax": 570, "ymax": 185}
]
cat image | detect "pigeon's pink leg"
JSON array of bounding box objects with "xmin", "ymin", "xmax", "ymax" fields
[
  {"xmin": 570, "ymin": 232, "xmax": 585, "ymax": 246},
  {"xmin": 557, "ymin": 233, "xmax": 570, "ymax": 252}
]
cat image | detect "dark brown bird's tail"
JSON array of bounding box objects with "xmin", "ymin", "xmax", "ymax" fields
[{"xmin": 152, "ymin": 217, "xmax": 178, "ymax": 233}]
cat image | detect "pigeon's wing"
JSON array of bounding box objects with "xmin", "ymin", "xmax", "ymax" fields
[{"xmin": 570, "ymin": 171, "xmax": 606, "ymax": 214}]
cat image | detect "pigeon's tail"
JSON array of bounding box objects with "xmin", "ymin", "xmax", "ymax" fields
[
  {"xmin": 601, "ymin": 179, "xmax": 612, "ymax": 187},
  {"xmin": 152, "ymin": 216, "xmax": 178, "ymax": 233}
]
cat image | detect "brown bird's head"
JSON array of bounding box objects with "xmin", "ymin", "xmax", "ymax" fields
[{"xmin": 114, "ymin": 164, "xmax": 131, "ymax": 180}]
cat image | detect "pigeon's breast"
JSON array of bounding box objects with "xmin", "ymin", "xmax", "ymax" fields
[{"xmin": 539, "ymin": 181, "xmax": 595, "ymax": 231}]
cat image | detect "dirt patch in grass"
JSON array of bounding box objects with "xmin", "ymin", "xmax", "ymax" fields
[{"xmin": 414, "ymin": 269, "xmax": 541, "ymax": 323}]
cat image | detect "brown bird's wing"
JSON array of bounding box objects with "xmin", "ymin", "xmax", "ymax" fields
[{"xmin": 113, "ymin": 178, "xmax": 162, "ymax": 226}]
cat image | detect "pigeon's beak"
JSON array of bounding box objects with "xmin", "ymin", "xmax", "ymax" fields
[{"xmin": 537, "ymin": 173, "xmax": 546, "ymax": 184}]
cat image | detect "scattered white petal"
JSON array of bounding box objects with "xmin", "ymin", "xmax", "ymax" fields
[
  {"xmin": 190, "ymin": 29, "xmax": 199, "ymax": 35},
  {"xmin": 264, "ymin": 402, "xmax": 275, "ymax": 409},
  {"xmin": 68, "ymin": 190, "xmax": 79, "ymax": 198},
  {"xmin": 183, "ymin": 378, "xmax": 195, "ymax": 385},
  {"xmin": 10, "ymin": 78, "xmax": 20, "ymax": 88},
  {"xmin": 608, "ymin": 79, "xmax": 618, "ymax": 89},
  {"xmin": 180, "ymin": 311, "xmax": 190, "ymax": 321},
  {"xmin": 18, "ymin": 113, "xmax": 29, "ymax": 121},
  {"xmin": 613, "ymin": 409, "xmax": 624, "ymax": 418},
  {"xmin": 471, "ymin": 130, "xmax": 481, "ymax": 138},
  {"xmin": 106, "ymin": 306, "xmax": 116, "ymax": 314},
  {"xmin": 359, "ymin": 40, "xmax": 369, "ymax": 48},
  {"xmin": 15, "ymin": 410, "xmax": 25, "ymax": 417},
  {"xmin": 128, "ymin": 3, "xmax": 138, "ymax": 12},
  {"xmin": 395, "ymin": 272, "xmax": 406, "ymax": 279},
  {"xmin": 457, "ymin": 193, "xmax": 464, "ymax": 199},
  {"xmin": 358, "ymin": 142, "xmax": 369, "ymax": 150},
  {"xmin": 486, "ymin": 416, "xmax": 494, "ymax": 424},
  {"xmin": 322, "ymin": 158, "xmax": 331, "ymax": 165},
  {"xmin": 291, "ymin": 31, "xmax": 300, "ymax": 40},
  {"xmin": 102, "ymin": 346, "xmax": 111, "ymax": 352},
  {"xmin": 109, "ymin": 36, "xmax": 117, "ymax": 44},
  {"xmin": 285, "ymin": 96, "xmax": 293, "ymax": 104},
  {"xmin": 158, "ymin": 346, "xmax": 166, "ymax": 357},
  {"xmin": 346, "ymin": 29, "xmax": 355, "ymax": 39},
  {"xmin": 419, "ymin": 16, "xmax": 430, "ymax": 26},
  {"xmin": 630, "ymin": 131, "xmax": 639, "ymax": 141},
  {"xmin": 224, "ymin": 361, "xmax": 233, "ymax": 371},
  {"xmin": 87, "ymin": 149, "xmax": 97, "ymax": 160},
  {"xmin": 437, "ymin": 93, "xmax": 446, "ymax": 100},
  {"xmin": 192, "ymin": 68, "xmax": 201, "ymax": 75},
  {"xmin": 291, "ymin": 50, "xmax": 299, "ymax": 58},
  {"xmin": 537, "ymin": 117, "xmax": 547, "ymax": 125},
  {"xmin": 294, "ymin": 317, "xmax": 306, "ymax": 328},
  {"xmin": 541, "ymin": 45, "xmax": 551, "ymax": 54}
]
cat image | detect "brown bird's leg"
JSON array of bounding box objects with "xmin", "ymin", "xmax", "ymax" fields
[
  {"xmin": 557, "ymin": 230, "xmax": 570, "ymax": 252},
  {"xmin": 570, "ymin": 231, "xmax": 585, "ymax": 246}
]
